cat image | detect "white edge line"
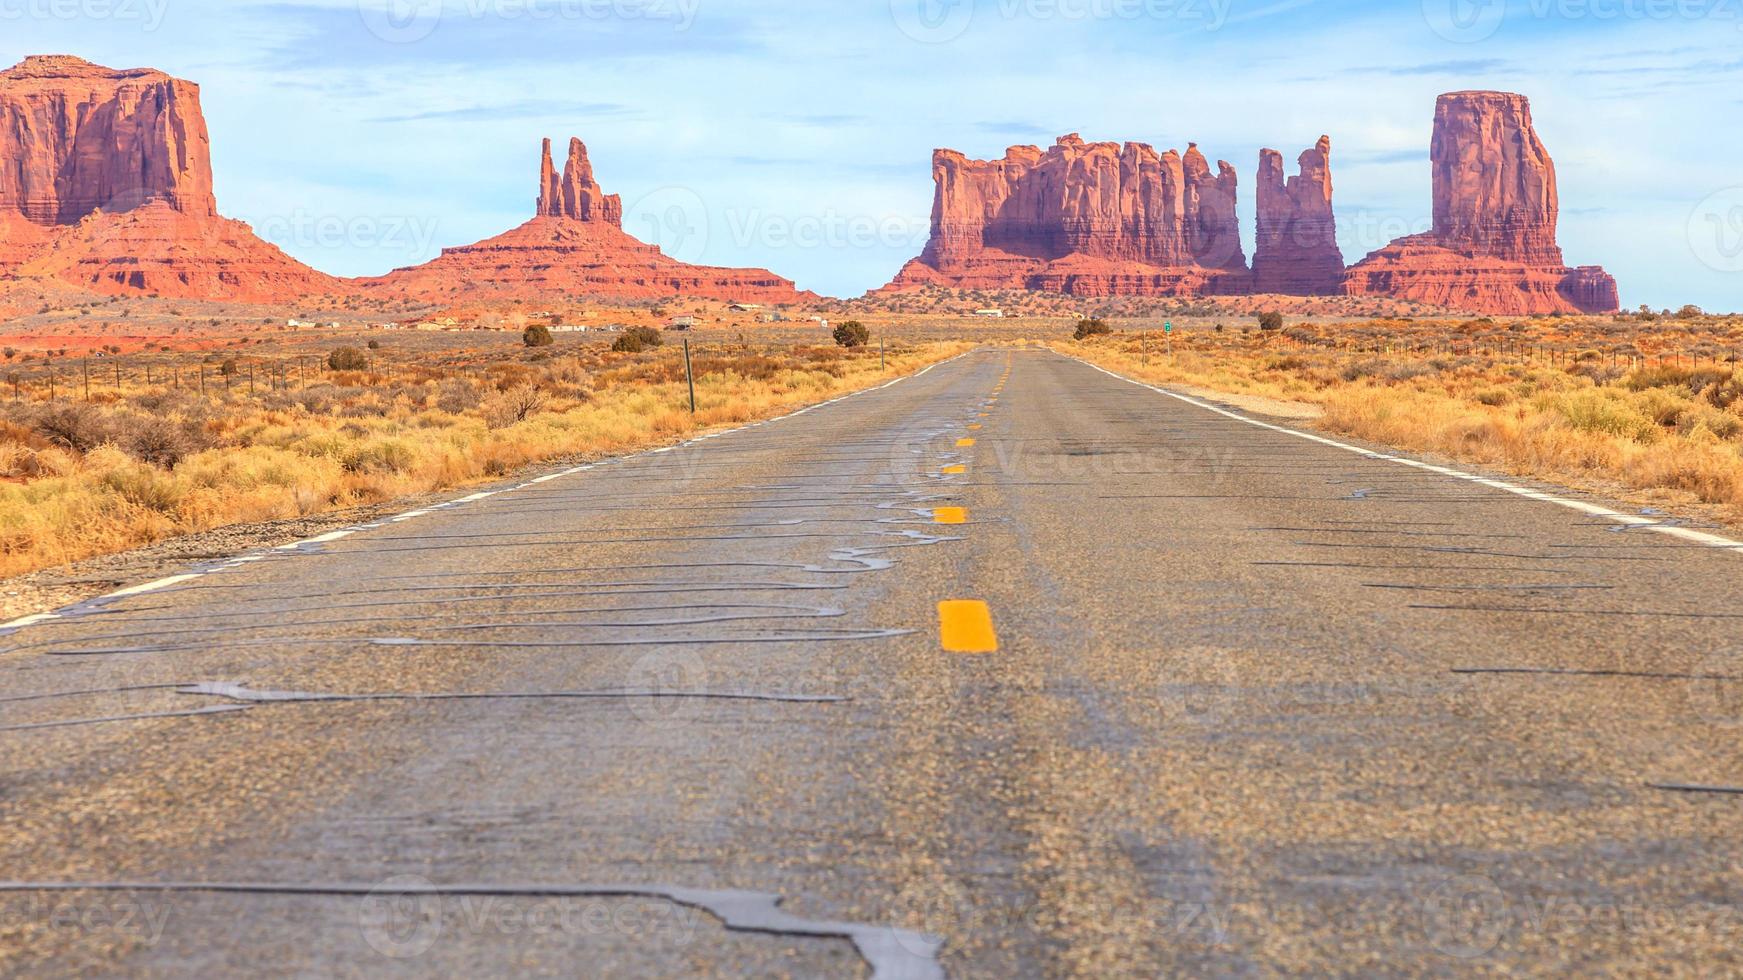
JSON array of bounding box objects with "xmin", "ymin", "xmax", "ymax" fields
[
  {"xmin": 1072, "ymin": 356, "xmax": 1743, "ymax": 554},
  {"xmin": 0, "ymin": 349, "xmax": 978, "ymax": 634}
]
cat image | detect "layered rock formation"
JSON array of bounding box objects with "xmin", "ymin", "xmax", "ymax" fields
[
  {"xmin": 0, "ymin": 55, "xmax": 334, "ymax": 300},
  {"xmin": 536, "ymin": 137, "xmax": 623, "ymax": 224},
  {"xmin": 368, "ymin": 138, "xmax": 806, "ymax": 302},
  {"xmin": 1252, "ymin": 137, "xmax": 1344, "ymax": 295},
  {"xmin": 0, "ymin": 54, "xmax": 215, "ymax": 223},
  {"xmin": 883, "ymin": 134, "xmax": 1250, "ymax": 297},
  {"xmin": 1344, "ymin": 91, "xmax": 1617, "ymax": 314}
]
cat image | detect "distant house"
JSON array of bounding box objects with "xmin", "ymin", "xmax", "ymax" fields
[
  {"xmin": 667, "ymin": 316, "xmax": 697, "ymax": 330},
  {"xmin": 728, "ymin": 303, "xmax": 764, "ymax": 313},
  {"xmin": 974, "ymin": 309, "xmax": 1005, "ymax": 318}
]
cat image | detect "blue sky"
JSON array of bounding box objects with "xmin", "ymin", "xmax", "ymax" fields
[{"xmin": 4, "ymin": 0, "xmax": 1741, "ymax": 309}]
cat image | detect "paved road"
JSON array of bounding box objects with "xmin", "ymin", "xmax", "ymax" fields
[{"xmin": 3, "ymin": 347, "xmax": 1743, "ymax": 977}]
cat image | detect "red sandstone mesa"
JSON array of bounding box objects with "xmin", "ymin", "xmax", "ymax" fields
[
  {"xmin": 0, "ymin": 55, "xmax": 335, "ymax": 300},
  {"xmin": 882, "ymin": 134, "xmax": 1252, "ymax": 297},
  {"xmin": 1344, "ymin": 91, "xmax": 1618, "ymax": 314},
  {"xmin": 1252, "ymin": 137, "xmax": 1344, "ymax": 295},
  {"xmin": 368, "ymin": 137, "xmax": 806, "ymax": 303}
]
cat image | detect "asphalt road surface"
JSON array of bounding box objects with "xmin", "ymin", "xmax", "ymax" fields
[{"xmin": 3, "ymin": 347, "xmax": 1743, "ymax": 977}]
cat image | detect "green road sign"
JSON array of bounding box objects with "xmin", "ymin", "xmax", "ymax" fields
[{"xmin": 1164, "ymin": 322, "xmax": 1173, "ymax": 333}]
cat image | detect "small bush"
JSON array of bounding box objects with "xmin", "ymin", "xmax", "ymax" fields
[
  {"xmin": 1257, "ymin": 312, "xmax": 1285, "ymax": 332},
  {"xmin": 30, "ymin": 404, "xmax": 116, "ymax": 453},
  {"xmin": 612, "ymin": 326, "xmax": 663, "ymax": 354},
  {"xmin": 121, "ymin": 416, "xmax": 202, "ymax": 469},
  {"xmin": 482, "ymin": 386, "xmax": 548, "ymax": 429},
  {"xmin": 434, "ymin": 378, "xmax": 483, "ymax": 414},
  {"xmin": 833, "ymin": 320, "xmax": 870, "ymax": 348},
  {"xmin": 327, "ymin": 347, "xmax": 368, "ymax": 371},
  {"xmin": 523, "ymin": 324, "xmax": 554, "ymax": 348},
  {"xmin": 1073, "ymin": 318, "xmax": 1111, "ymax": 340}
]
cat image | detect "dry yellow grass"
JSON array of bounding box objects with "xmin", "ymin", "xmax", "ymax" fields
[
  {"xmin": 1062, "ymin": 317, "xmax": 1743, "ymax": 523},
  {"xmin": 0, "ymin": 339, "xmax": 967, "ymax": 578}
]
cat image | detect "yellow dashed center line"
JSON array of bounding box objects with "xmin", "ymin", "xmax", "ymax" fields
[
  {"xmin": 941, "ymin": 464, "xmax": 966, "ymax": 475},
  {"xmin": 938, "ymin": 600, "xmax": 999, "ymax": 653},
  {"xmin": 968, "ymin": 424, "xmax": 982, "ymax": 430},
  {"xmin": 956, "ymin": 438, "xmax": 976, "ymax": 448},
  {"xmin": 932, "ymin": 507, "xmax": 968, "ymax": 525}
]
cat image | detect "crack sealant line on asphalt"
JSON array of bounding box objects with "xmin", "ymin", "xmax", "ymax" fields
[
  {"xmin": 0, "ymin": 350, "xmax": 981, "ymax": 639},
  {"xmin": 1074, "ymin": 356, "xmax": 1743, "ymax": 555},
  {"xmin": 0, "ymin": 882, "xmax": 943, "ymax": 980}
]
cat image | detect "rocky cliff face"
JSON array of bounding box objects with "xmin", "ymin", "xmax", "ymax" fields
[
  {"xmin": 1345, "ymin": 91, "xmax": 1617, "ymax": 314},
  {"xmin": 1183, "ymin": 145, "xmax": 1245, "ymax": 272},
  {"xmin": 1429, "ymin": 91, "xmax": 1560, "ymax": 265},
  {"xmin": 885, "ymin": 134, "xmax": 1249, "ymax": 296},
  {"xmin": 0, "ymin": 55, "xmax": 215, "ymax": 224},
  {"xmin": 0, "ymin": 55, "xmax": 333, "ymax": 300},
  {"xmin": 1252, "ymin": 137, "xmax": 1344, "ymax": 295},
  {"xmin": 369, "ymin": 136, "xmax": 807, "ymax": 303},
  {"xmin": 536, "ymin": 137, "xmax": 624, "ymax": 225}
]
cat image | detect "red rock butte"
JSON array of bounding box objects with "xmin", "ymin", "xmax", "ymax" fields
[
  {"xmin": 365, "ymin": 137, "xmax": 807, "ymax": 303},
  {"xmin": 884, "ymin": 93, "xmax": 1618, "ymax": 314},
  {"xmin": 882, "ymin": 134, "xmax": 1256, "ymax": 298},
  {"xmin": 1344, "ymin": 91, "xmax": 1618, "ymax": 314},
  {"xmin": 0, "ymin": 54, "xmax": 336, "ymax": 300}
]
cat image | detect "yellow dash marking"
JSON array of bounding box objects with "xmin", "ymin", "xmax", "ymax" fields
[
  {"xmin": 939, "ymin": 600, "xmax": 999, "ymax": 653},
  {"xmin": 968, "ymin": 424, "xmax": 982, "ymax": 430},
  {"xmin": 941, "ymin": 464, "xmax": 967, "ymax": 475},
  {"xmin": 932, "ymin": 507, "xmax": 968, "ymax": 525},
  {"xmin": 956, "ymin": 438, "xmax": 976, "ymax": 448}
]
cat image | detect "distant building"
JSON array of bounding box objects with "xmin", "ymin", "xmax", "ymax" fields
[
  {"xmin": 974, "ymin": 309, "xmax": 1005, "ymax": 318},
  {"xmin": 667, "ymin": 316, "xmax": 697, "ymax": 330},
  {"xmin": 728, "ymin": 303, "xmax": 764, "ymax": 312}
]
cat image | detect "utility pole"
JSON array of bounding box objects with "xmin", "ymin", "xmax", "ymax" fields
[{"xmin": 683, "ymin": 337, "xmax": 697, "ymax": 414}]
